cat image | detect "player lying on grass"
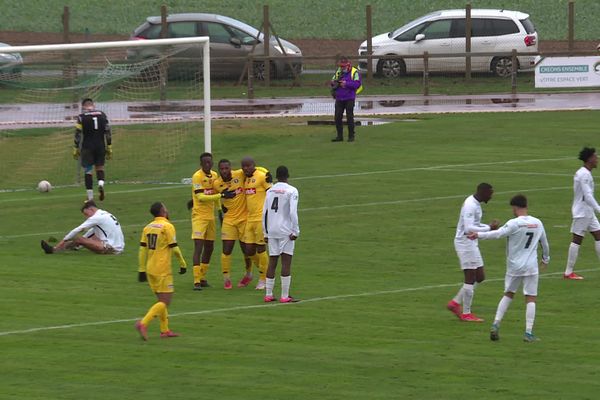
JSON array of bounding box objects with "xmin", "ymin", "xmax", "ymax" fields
[
  {"xmin": 41, "ymin": 200, "xmax": 124, "ymax": 255},
  {"xmin": 468, "ymin": 194, "xmax": 549, "ymax": 342},
  {"xmin": 136, "ymin": 202, "xmax": 187, "ymax": 340}
]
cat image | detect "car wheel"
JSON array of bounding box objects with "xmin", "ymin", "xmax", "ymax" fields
[
  {"xmin": 253, "ymin": 61, "xmax": 276, "ymax": 81},
  {"xmin": 377, "ymin": 58, "xmax": 406, "ymax": 78},
  {"xmin": 491, "ymin": 57, "xmax": 519, "ymax": 78}
]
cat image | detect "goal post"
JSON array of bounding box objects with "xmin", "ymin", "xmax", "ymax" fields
[
  {"xmin": 2, "ymin": 37, "xmax": 212, "ymax": 152},
  {"xmin": 0, "ymin": 37, "xmax": 212, "ymax": 191}
]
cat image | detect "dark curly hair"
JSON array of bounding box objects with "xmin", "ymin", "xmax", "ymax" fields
[{"xmin": 579, "ymin": 147, "xmax": 596, "ymax": 162}]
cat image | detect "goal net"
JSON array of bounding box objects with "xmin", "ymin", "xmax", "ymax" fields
[{"xmin": 0, "ymin": 37, "xmax": 211, "ymax": 191}]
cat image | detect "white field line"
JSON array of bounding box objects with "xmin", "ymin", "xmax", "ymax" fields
[
  {"xmin": 0, "ymin": 156, "xmax": 572, "ymax": 204},
  {"xmin": 0, "ymin": 185, "xmax": 571, "ymax": 240},
  {"xmin": 433, "ymin": 168, "xmax": 572, "ymax": 177},
  {"xmin": 0, "ymin": 269, "xmax": 592, "ymax": 338}
]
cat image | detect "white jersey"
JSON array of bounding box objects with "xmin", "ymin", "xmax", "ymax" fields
[
  {"xmin": 263, "ymin": 182, "xmax": 300, "ymax": 239},
  {"xmin": 63, "ymin": 209, "xmax": 125, "ymax": 252},
  {"xmin": 572, "ymin": 166, "xmax": 600, "ymax": 218},
  {"xmin": 454, "ymin": 195, "xmax": 490, "ymax": 250},
  {"xmin": 478, "ymin": 215, "xmax": 549, "ymax": 276}
]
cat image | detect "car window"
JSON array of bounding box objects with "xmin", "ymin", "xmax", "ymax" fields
[
  {"xmin": 520, "ymin": 18, "xmax": 536, "ymax": 34},
  {"xmin": 228, "ymin": 25, "xmax": 258, "ymax": 45},
  {"xmin": 471, "ymin": 19, "xmax": 496, "ymax": 37},
  {"xmin": 450, "ymin": 19, "xmax": 466, "ymax": 38},
  {"xmin": 492, "ymin": 19, "xmax": 520, "ymax": 35},
  {"xmin": 421, "ymin": 19, "xmax": 452, "ymax": 40},
  {"xmin": 169, "ymin": 22, "xmax": 197, "ymax": 38},
  {"xmin": 395, "ymin": 23, "xmax": 426, "ymax": 41},
  {"xmin": 204, "ymin": 22, "xmax": 233, "ymax": 44},
  {"xmin": 140, "ymin": 24, "xmax": 162, "ymax": 39}
]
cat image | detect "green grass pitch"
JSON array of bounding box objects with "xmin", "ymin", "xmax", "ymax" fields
[{"xmin": 2, "ymin": 111, "xmax": 600, "ymax": 399}]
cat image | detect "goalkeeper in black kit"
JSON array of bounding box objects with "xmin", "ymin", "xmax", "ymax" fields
[{"xmin": 73, "ymin": 98, "xmax": 112, "ymax": 201}]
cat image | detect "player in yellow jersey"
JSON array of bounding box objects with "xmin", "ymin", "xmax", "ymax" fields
[
  {"xmin": 135, "ymin": 202, "xmax": 187, "ymax": 341},
  {"xmin": 214, "ymin": 159, "xmax": 253, "ymax": 289},
  {"xmin": 190, "ymin": 152, "xmax": 236, "ymax": 290},
  {"xmin": 241, "ymin": 156, "xmax": 273, "ymax": 290}
]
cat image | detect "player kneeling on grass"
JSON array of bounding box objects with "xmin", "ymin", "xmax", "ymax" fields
[
  {"xmin": 41, "ymin": 200, "xmax": 124, "ymax": 255},
  {"xmin": 262, "ymin": 166, "xmax": 300, "ymax": 303},
  {"xmin": 468, "ymin": 194, "xmax": 549, "ymax": 343},
  {"xmin": 136, "ymin": 202, "xmax": 187, "ymax": 340}
]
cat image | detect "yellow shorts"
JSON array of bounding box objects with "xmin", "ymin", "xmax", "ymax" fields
[
  {"xmin": 191, "ymin": 216, "xmax": 216, "ymax": 240},
  {"xmin": 243, "ymin": 220, "xmax": 265, "ymax": 245},
  {"xmin": 221, "ymin": 219, "xmax": 246, "ymax": 241},
  {"xmin": 147, "ymin": 274, "xmax": 174, "ymax": 293}
]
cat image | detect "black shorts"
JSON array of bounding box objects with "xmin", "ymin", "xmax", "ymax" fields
[{"xmin": 80, "ymin": 146, "xmax": 106, "ymax": 168}]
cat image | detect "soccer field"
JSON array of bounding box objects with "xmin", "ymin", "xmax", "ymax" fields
[{"xmin": 2, "ymin": 111, "xmax": 600, "ymax": 399}]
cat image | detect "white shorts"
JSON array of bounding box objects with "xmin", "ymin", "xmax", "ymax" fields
[
  {"xmin": 571, "ymin": 216, "xmax": 600, "ymax": 236},
  {"xmin": 267, "ymin": 237, "xmax": 295, "ymax": 256},
  {"xmin": 455, "ymin": 247, "xmax": 484, "ymax": 270},
  {"xmin": 505, "ymin": 274, "xmax": 538, "ymax": 296}
]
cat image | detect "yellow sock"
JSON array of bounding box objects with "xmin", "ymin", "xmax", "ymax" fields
[
  {"xmin": 258, "ymin": 251, "xmax": 268, "ymax": 280},
  {"xmin": 141, "ymin": 301, "xmax": 166, "ymax": 327},
  {"xmin": 250, "ymin": 254, "xmax": 260, "ymax": 274},
  {"xmin": 200, "ymin": 262, "xmax": 209, "ymax": 280},
  {"xmin": 193, "ymin": 265, "xmax": 201, "ymax": 284},
  {"xmin": 159, "ymin": 306, "xmax": 169, "ymax": 333},
  {"xmin": 244, "ymin": 256, "xmax": 252, "ymax": 274},
  {"xmin": 221, "ymin": 253, "xmax": 231, "ymax": 280}
]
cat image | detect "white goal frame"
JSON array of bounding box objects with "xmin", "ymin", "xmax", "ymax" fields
[{"xmin": 3, "ymin": 37, "xmax": 213, "ymax": 152}]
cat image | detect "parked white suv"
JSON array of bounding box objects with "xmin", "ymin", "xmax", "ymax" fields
[{"xmin": 358, "ymin": 9, "xmax": 538, "ymax": 78}]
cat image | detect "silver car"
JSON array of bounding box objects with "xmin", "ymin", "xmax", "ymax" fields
[
  {"xmin": 0, "ymin": 42, "xmax": 23, "ymax": 77},
  {"xmin": 128, "ymin": 13, "xmax": 302, "ymax": 80}
]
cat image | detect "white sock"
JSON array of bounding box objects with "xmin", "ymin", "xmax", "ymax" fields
[
  {"xmin": 525, "ymin": 302, "xmax": 536, "ymax": 334},
  {"xmin": 461, "ymin": 283, "xmax": 474, "ymax": 314},
  {"xmin": 265, "ymin": 278, "xmax": 275, "ymax": 297},
  {"xmin": 86, "ymin": 189, "xmax": 94, "ymax": 200},
  {"xmin": 595, "ymin": 241, "xmax": 600, "ymax": 261},
  {"xmin": 452, "ymin": 287, "xmax": 464, "ymax": 304},
  {"xmin": 98, "ymin": 180, "xmax": 105, "ymax": 187},
  {"xmin": 494, "ymin": 295, "xmax": 512, "ymax": 325},
  {"xmin": 280, "ymin": 275, "xmax": 291, "ymax": 299},
  {"xmin": 565, "ymin": 242, "xmax": 580, "ymax": 275}
]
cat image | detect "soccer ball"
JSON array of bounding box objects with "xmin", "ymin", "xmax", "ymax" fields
[{"xmin": 37, "ymin": 180, "xmax": 52, "ymax": 193}]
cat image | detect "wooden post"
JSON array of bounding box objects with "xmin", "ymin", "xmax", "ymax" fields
[
  {"xmin": 465, "ymin": 3, "xmax": 472, "ymax": 81},
  {"xmin": 511, "ymin": 49, "xmax": 517, "ymax": 96},
  {"xmin": 159, "ymin": 4, "xmax": 168, "ymax": 102},
  {"xmin": 568, "ymin": 1, "xmax": 575, "ymax": 54},
  {"xmin": 62, "ymin": 6, "xmax": 70, "ymax": 44},
  {"xmin": 423, "ymin": 51, "xmax": 429, "ymax": 97},
  {"xmin": 248, "ymin": 55, "xmax": 255, "ymax": 99},
  {"xmin": 263, "ymin": 5, "xmax": 271, "ymax": 87},
  {"xmin": 366, "ymin": 5, "xmax": 373, "ymax": 85}
]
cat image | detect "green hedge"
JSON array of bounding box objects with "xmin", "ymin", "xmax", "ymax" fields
[{"xmin": 1, "ymin": 0, "xmax": 599, "ymax": 40}]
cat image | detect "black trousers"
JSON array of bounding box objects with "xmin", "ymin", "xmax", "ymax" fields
[{"xmin": 334, "ymin": 99, "xmax": 355, "ymax": 138}]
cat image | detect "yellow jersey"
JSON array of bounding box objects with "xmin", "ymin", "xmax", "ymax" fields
[
  {"xmin": 244, "ymin": 169, "xmax": 272, "ymax": 222},
  {"xmin": 139, "ymin": 217, "xmax": 179, "ymax": 276},
  {"xmin": 214, "ymin": 169, "xmax": 247, "ymax": 222},
  {"xmin": 191, "ymin": 169, "xmax": 218, "ymax": 220}
]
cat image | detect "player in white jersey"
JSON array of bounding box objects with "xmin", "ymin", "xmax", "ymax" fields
[
  {"xmin": 448, "ymin": 183, "xmax": 499, "ymax": 322},
  {"xmin": 262, "ymin": 166, "xmax": 300, "ymax": 303},
  {"xmin": 469, "ymin": 194, "xmax": 549, "ymax": 342},
  {"xmin": 41, "ymin": 200, "xmax": 125, "ymax": 254},
  {"xmin": 564, "ymin": 147, "xmax": 600, "ymax": 280}
]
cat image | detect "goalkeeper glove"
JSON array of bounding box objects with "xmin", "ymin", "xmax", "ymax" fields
[
  {"xmin": 221, "ymin": 189, "xmax": 236, "ymax": 199},
  {"xmin": 138, "ymin": 271, "xmax": 147, "ymax": 282},
  {"xmin": 179, "ymin": 267, "xmax": 187, "ymax": 275},
  {"xmin": 72, "ymin": 147, "xmax": 80, "ymax": 160},
  {"xmin": 105, "ymin": 145, "xmax": 113, "ymax": 160}
]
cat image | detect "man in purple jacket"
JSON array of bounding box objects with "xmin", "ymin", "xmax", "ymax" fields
[{"xmin": 330, "ymin": 57, "xmax": 363, "ymax": 142}]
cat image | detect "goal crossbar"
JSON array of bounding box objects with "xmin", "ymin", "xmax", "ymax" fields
[{"xmin": 2, "ymin": 37, "xmax": 213, "ymax": 152}]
